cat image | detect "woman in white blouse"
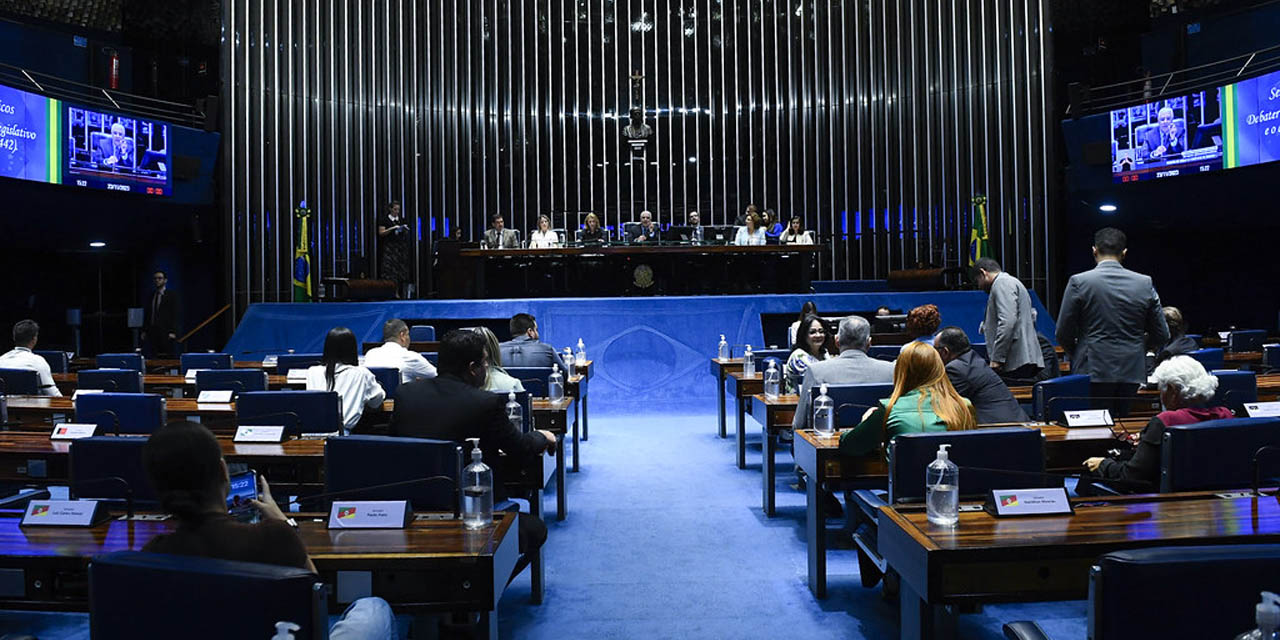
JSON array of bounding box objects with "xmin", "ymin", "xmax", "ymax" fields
[
  {"xmin": 780, "ymin": 216, "xmax": 814, "ymax": 245},
  {"xmin": 305, "ymin": 327, "xmax": 385, "ymax": 435},
  {"xmin": 528, "ymin": 215, "xmax": 560, "ymax": 249},
  {"xmin": 733, "ymin": 212, "xmax": 767, "ymax": 246}
]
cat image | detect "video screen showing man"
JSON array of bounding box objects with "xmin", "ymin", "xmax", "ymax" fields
[
  {"xmin": 1111, "ymin": 91, "xmax": 1222, "ymax": 182},
  {"xmin": 66, "ymin": 107, "xmax": 170, "ymax": 193}
]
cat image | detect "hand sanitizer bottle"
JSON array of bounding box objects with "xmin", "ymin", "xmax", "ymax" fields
[
  {"xmin": 272, "ymin": 621, "xmax": 301, "ymax": 640},
  {"xmin": 743, "ymin": 345, "xmax": 755, "ymax": 376},
  {"xmin": 576, "ymin": 339, "xmax": 587, "ymax": 366},
  {"xmin": 548, "ymin": 364, "xmax": 565, "ymax": 401},
  {"xmin": 505, "ymin": 392, "xmax": 523, "ymax": 432},
  {"xmin": 462, "ymin": 438, "xmax": 493, "ymax": 530},
  {"xmin": 1235, "ymin": 592, "xmax": 1280, "ymax": 639},
  {"xmin": 718, "ymin": 334, "xmax": 730, "ymax": 361},
  {"xmin": 926, "ymin": 444, "xmax": 959, "ymax": 527},
  {"xmin": 563, "ymin": 347, "xmax": 576, "ymax": 377},
  {"xmin": 763, "ymin": 360, "xmax": 780, "ymax": 400},
  {"xmin": 813, "ymin": 383, "xmax": 834, "ymax": 435}
]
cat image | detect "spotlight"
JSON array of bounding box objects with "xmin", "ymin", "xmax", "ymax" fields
[
  {"xmin": 1098, "ymin": 204, "xmax": 1117, "ymax": 213},
  {"xmin": 89, "ymin": 241, "xmax": 106, "ymax": 248}
]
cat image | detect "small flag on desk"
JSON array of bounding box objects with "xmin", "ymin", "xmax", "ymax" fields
[
  {"xmin": 999, "ymin": 494, "xmax": 1019, "ymax": 508},
  {"xmin": 968, "ymin": 195, "xmax": 992, "ymax": 267},
  {"xmin": 337, "ymin": 507, "xmax": 357, "ymax": 520},
  {"xmin": 30, "ymin": 505, "xmax": 49, "ymax": 517},
  {"xmin": 294, "ymin": 204, "xmax": 312, "ymax": 302}
]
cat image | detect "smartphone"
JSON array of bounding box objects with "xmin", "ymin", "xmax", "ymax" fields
[{"xmin": 227, "ymin": 470, "xmax": 260, "ymax": 523}]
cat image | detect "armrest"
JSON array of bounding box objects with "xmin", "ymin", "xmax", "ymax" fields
[
  {"xmin": 1003, "ymin": 621, "xmax": 1051, "ymax": 640},
  {"xmin": 851, "ymin": 489, "xmax": 888, "ymax": 524}
]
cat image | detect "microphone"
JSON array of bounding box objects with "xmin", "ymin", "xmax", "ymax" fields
[
  {"xmin": 82, "ymin": 409, "xmax": 121, "ymax": 436},
  {"xmin": 285, "ymin": 475, "xmax": 461, "ymax": 520},
  {"xmin": 1252, "ymin": 445, "xmax": 1280, "ymax": 497},
  {"xmin": 75, "ymin": 475, "xmax": 136, "ymax": 519}
]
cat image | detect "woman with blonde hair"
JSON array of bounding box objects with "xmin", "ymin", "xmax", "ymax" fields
[
  {"xmin": 528, "ymin": 214, "xmax": 560, "ymax": 248},
  {"xmin": 839, "ymin": 341, "xmax": 976, "ymax": 458},
  {"xmin": 473, "ymin": 327, "xmax": 526, "ymax": 394},
  {"xmin": 580, "ymin": 212, "xmax": 606, "ymax": 244}
]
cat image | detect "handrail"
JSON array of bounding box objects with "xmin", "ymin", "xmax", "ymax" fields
[
  {"xmin": 178, "ymin": 304, "xmax": 231, "ymax": 344},
  {"xmin": 0, "ymin": 61, "xmax": 205, "ymax": 127}
]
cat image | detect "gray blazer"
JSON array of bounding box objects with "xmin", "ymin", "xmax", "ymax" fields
[
  {"xmin": 791, "ymin": 349, "xmax": 895, "ymax": 430},
  {"xmin": 483, "ymin": 228, "xmax": 520, "ymax": 249},
  {"xmin": 983, "ymin": 272, "xmax": 1044, "ymax": 371},
  {"xmin": 1055, "ymin": 260, "xmax": 1169, "ymax": 385}
]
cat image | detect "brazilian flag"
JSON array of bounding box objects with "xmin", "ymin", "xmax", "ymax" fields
[
  {"xmin": 293, "ymin": 206, "xmax": 312, "ymax": 302},
  {"xmin": 968, "ymin": 195, "xmax": 992, "ymax": 267}
]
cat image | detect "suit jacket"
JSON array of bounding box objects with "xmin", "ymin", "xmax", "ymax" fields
[
  {"xmin": 483, "ymin": 228, "xmax": 520, "ymax": 249},
  {"xmin": 1055, "ymin": 260, "xmax": 1169, "ymax": 385},
  {"xmin": 390, "ymin": 374, "xmax": 548, "ymax": 498},
  {"xmin": 144, "ymin": 287, "xmax": 179, "ymax": 334},
  {"xmin": 791, "ymin": 349, "xmax": 896, "ymax": 430},
  {"xmin": 1137, "ymin": 123, "xmax": 1185, "ymax": 159},
  {"xmin": 625, "ymin": 223, "xmax": 660, "ymax": 243},
  {"xmin": 983, "ymin": 272, "xmax": 1044, "ymax": 371},
  {"xmin": 499, "ymin": 335, "xmax": 569, "ymax": 373},
  {"xmin": 944, "ymin": 350, "xmax": 1028, "ymax": 424}
]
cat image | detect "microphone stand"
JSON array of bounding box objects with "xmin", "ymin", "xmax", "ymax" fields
[
  {"xmin": 1252, "ymin": 445, "xmax": 1280, "ymax": 497},
  {"xmin": 83, "ymin": 409, "xmax": 121, "ymax": 436}
]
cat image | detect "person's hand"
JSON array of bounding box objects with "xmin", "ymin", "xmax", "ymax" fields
[
  {"xmin": 990, "ymin": 361, "xmax": 1002, "ymax": 370},
  {"xmin": 1083, "ymin": 457, "xmax": 1104, "ymax": 472},
  {"xmin": 861, "ymin": 406, "xmax": 877, "ymax": 422},
  {"xmin": 1152, "ymin": 145, "xmax": 1166, "ymax": 158},
  {"xmin": 537, "ymin": 429, "xmax": 557, "ymax": 452},
  {"xmin": 637, "ymin": 235, "xmax": 647, "ymax": 242},
  {"xmin": 250, "ymin": 475, "xmax": 289, "ymax": 523}
]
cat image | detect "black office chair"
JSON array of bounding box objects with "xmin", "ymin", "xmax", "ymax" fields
[
  {"xmin": 506, "ymin": 366, "xmax": 553, "ymax": 398},
  {"xmin": 77, "ymin": 369, "xmax": 143, "ymax": 393},
  {"xmin": 409, "ymin": 325, "xmax": 436, "ymax": 342},
  {"xmin": 1161, "ymin": 416, "xmax": 1280, "ymax": 492},
  {"xmin": 367, "ymin": 366, "xmax": 401, "ymax": 399},
  {"xmin": 0, "ymin": 368, "xmax": 41, "ymax": 395},
  {"xmin": 1211, "ymin": 370, "xmax": 1258, "ymax": 414},
  {"xmin": 322, "ymin": 435, "xmax": 462, "ymax": 512}
]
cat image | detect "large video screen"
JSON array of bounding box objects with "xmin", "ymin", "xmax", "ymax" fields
[
  {"xmin": 65, "ymin": 106, "xmax": 169, "ymax": 195},
  {"xmin": 1224, "ymin": 69, "xmax": 1280, "ymax": 169},
  {"xmin": 0, "ymin": 84, "xmax": 58, "ymax": 185}
]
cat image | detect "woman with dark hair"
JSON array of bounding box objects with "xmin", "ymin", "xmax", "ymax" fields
[
  {"xmin": 305, "ymin": 327, "xmax": 385, "ymax": 434},
  {"xmin": 902, "ymin": 304, "xmax": 942, "ymax": 350},
  {"xmin": 780, "ymin": 216, "xmax": 813, "ymax": 245},
  {"xmin": 142, "ymin": 421, "xmax": 396, "ymax": 637},
  {"xmin": 785, "ymin": 314, "xmax": 834, "ymax": 393},
  {"xmin": 734, "ymin": 211, "xmax": 767, "ymax": 246},
  {"xmin": 761, "ymin": 209, "xmax": 784, "ymax": 240},
  {"xmin": 377, "ymin": 200, "xmax": 411, "ymax": 298},
  {"xmin": 788, "ymin": 301, "xmax": 819, "ymax": 348}
]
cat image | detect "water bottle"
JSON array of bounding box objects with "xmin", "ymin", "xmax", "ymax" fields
[
  {"xmin": 763, "ymin": 360, "xmax": 780, "ymax": 400},
  {"xmin": 926, "ymin": 444, "xmax": 959, "ymax": 527},
  {"xmin": 743, "ymin": 345, "xmax": 755, "ymax": 376},
  {"xmin": 1235, "ymin": 592, "xmax": 1280, "ymax": 640},
  {"xmin": 813, "ymin": 383, "xmax": 834, "ymax": 435},
  {"xmin": 505, "ymin": 391, "xmax": 523, "ymax": 432},
  {"xmin": 717, "ymin": 334, "xmax": 730, "ymax": 361},
  {"xmin": 563, "ymin": 347, "xmax": 576, "ymax": 377},
  {"xmin": 462, "ymin": 438, "xmax": 493, "ymax": 530},
  {"xmin": 576, "ymin": 338, "xmax": 587, "ymax": 366},
  {"xmin": 548, "ymin": 364, "xmax": 565, "ymax": 401}
]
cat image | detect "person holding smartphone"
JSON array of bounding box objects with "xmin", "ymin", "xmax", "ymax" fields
[{"xmin": 142, "ymin": 421, "xmax": 396, "ymax": 638}]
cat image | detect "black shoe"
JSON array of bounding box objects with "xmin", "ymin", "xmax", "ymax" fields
[{"xmin": 820, "ymin": 488, "xmax": 843, "ymax": 518}]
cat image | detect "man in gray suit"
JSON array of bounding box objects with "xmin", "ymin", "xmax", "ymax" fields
[
  {"xmin": 483, "ymin": 214, "xmax": 521, "ymax": 249},
  {"xmin": 791, "ymin": 315, "xmax": 895, "ymax": 431},
  {"xmin": 975, "ymin": 257, "xmax": 1045, "ymax": 386},
  {"xmin": 500, "ymin": 313, "xmax": 569, "ymax": 373},
  {"xmin": 1056, "ymin": 227, "xmax": 1169, "ymax": 412}
]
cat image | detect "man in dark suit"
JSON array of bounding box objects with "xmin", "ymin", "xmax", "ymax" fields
[
  {"xmin": 500, "ymin": 313, "xmax": 569, "ymax": 373},
  {"xmin": 934, "ymin": 326, "xmax": 1028, "ymax": 424},
  {"xmin": 143, "ymin": 270, "xmax": 180, "ymax": 357},
  {"xmin": 1056, "ymin": 228, "xmax": 1169, "ymax": 413},
  {"xmin": 390, "ymin": 329, "xmax": 556, "ymax": 583}
]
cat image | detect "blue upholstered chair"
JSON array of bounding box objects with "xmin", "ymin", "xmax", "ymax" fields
[
  {"xmin": 867, "ymin": 345, "xmax": 900, "ymax": 362},
  {"xmin": 1160, "ymin": 416, "xmax": 1280, "ymax": 492},
  {"xmin": 506, "ymin": 366, "xmax": 553, "ymax": 398},
  {"xmin": 275, "ymin": 353, "xmax": 323, "ymax": 375},
  {"xmin": 1031, "ymin": 374, "xmax": 1090, "ymax": 422},
  {"xmin": 1187, "ymin": 348, "xmax": 1225, "ymax": 371},
  {"xmin": 323, "ymin": 435, "xmax": 462, "ymax": 512},
  {"xmin": 1228, "ymin": 329, "xmax": 1267, "ymax": 353},
  {"xmin": 236, "ymin": 390, "xmax": 342, "ymax": 436},
  {"xmin": 89, "ymin": 552, "xmax": 326, "ymax": 640},
  {"xmin": 34, "ymin": 350, "xmax": 69, "ymax": 374},
  {"xmin": 969, "ymin": 342, "xmax": 988, "ymax": 360},
  {"xmin": 0, "ymin": 368, "xmax": 41, "ymax": 395},
  {"xmin": 1004, "ymin": 544, "xmax": 1280, "ymax": 640},
  {"xmin": 1210, "ymin": 369, "xmax": 1257, "ymax": 412},
  {"xmin": 409, "ymin": 325, "xmax": 436, "ymax": 342},
  {"xmin": 802, "ymin": 382, "xmax": 896, "ymax": 430},
  {"xmin": 96, "ymin": 353, "xmax": 144, "ymax": 372},
  {"xmin": 1264, "ymin": 343, "xmax": 1279, "ymax": 372},
  {"xmin": 179, "ymin": 352, "xmax": 234, "ymax": 373},
  {"xmin": 74, "ymin": 393, "xmax": 166, "ymax": 435},
  {"xmin": 77, "ymin": 369, "xmax": 143, "ymax": 393},
  {"xmin": 195, "ymin": 369, "xmax": 268, "ymax": 394},
  {"xmin": 422, "ymin": 351, "xmax": 439, "ymax": 366},
  {"xmin": 367, "ymin": 366, "xmax": 400, "ymax": 398},
  {"xmin": 69, "ymin": 437, "xmax": 155, "ymax": 504}
]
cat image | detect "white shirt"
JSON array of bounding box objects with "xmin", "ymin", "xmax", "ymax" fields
[
  {"xmin": 363, "ymin": 341, "xmax": 437, "ymax": 384},
  {"xmin": 734, "ymin": 226, "xmax": 767, "ymax": 246},
  {"xmin": 0, "ymin": 347, "xmax": 61, "ymax": 396},
  {"xmin": 304, "ymin": 364, "xmax": 385, "ymax": 434},
  {"xmin": 781, "ymin": 230, "xmax": 814, "ymax": 245},
  {"xmin": 529, "ymin": 229, "xmax": 560, "ymax": 249}
]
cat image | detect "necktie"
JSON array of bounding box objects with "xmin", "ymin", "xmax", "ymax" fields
[{"xmin": 153, "ymin": 291, "xmax": 162, "ymax": 319}]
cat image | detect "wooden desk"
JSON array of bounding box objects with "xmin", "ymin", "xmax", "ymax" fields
[
  {"xmin": 565, "ymin": 359, "xmax": 593, "ymax": 442},
  {"xmin": 533, "ymin": 397, "xmax": 575, "ymax": 521},
  {"xmin": 53, "ymin": 373, "xmax": 291, "ymax": 396},
  {"xmin": 727, "ymin": 371, "xmax": 763, "ymax": 469},
  {"xmin": 1009, "ymin": 373, "xmax": 1280, "ymax": 405},
  {"xmin": 0, "ymin": 509, "xmax": 518, "ymax": 636},
  {"xmin": 70, "ymin": 358, "xmax": 266, "ymax": 373},
  {"xmin": 879, "ymin": 492, "xmax": 1280, "ymax": 640},
  {"xmin": 709, "ymin": 358, "xmax": 745, "ymax": 439},
  {"xmin": 752, "ymin": 393, "xmax": 799, "ymax": 516}
]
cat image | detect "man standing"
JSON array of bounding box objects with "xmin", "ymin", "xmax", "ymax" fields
[
  {"xmin": 0, "ymin": 320, "xmax": 61, "ymax": 396},
  {"xmin": 363, "ymin": 318, "xmax": 437, "ymax": 384},
  {"xmin": 1056, "ymin": 227, "xmax": 1169, "ymax": 407},
  {"xmin": 974, "ymin": 257, "xmax": 1044, "ymax": 385},
  {"xmin": 791, "ymin": 316, "xmax": 895, "ymax": 431},
  {"xmin": 143, "ymin": 270, "xmax": 179, "ymax": 357},
  {"xmin": 500, "ymin": 313, "xmax": 569, "ymax": 373},
  {"xmin": 483, "ymin": 214, "xmax": 520, "ymax": 249},
  {"xmin": 934, "ymin": 326, "xmax": 1027, "ymax": 424}
]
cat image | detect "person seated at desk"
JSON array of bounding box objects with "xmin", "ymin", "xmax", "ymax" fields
[
  {"xmin": 734, "ymin": 212, "xmax": 767, "ymax": 246},
  {"xmin": 761, "ymin": 209, "xmax": 784, "ymax": 241},
  {"xmin": 1154, "ymin": 306, "xmax": 1198, "ymax": 368},
  {"xmin": 875, "ymin": 306, "xmax": 892, "ymax": 317},
  {"xmin": 933, "ymin": 326, "xmax": 1028, "ymax": 424},
  {"xmin": 390, "ymin": 330, "xmax": 557, "ymax": 583},
  {"xmin": 1081, "ymin": 356, "xmax": 1231, "ymax": 493},
  {"xmin": 483, "ymin": 214, "xmax": 521, "ymax": 249},
  {"xmin": 686, "ymin": 210, "xmax": 705, "ymax": 243},
  {"xmin": 900, "ymin": 304, "xmax": 941, "ymax": 351},
  {"xmin": 305, "ymin": 327, "xmax": 385, "ymax": 435},
  {"xmin": 780, "ymin": 216, "xmax": 814, "ymax": 245},
  {"xmin": 580, "ymin": 212, "xmax": 606, "ymax": 244},
  {"xmin": 364, "ymin": 318, "xmax": 438, "ymax": 384},
  {"xmin": 626, "ymin": 210, "xmax": 661, "ymax": 243},
  {"xmin": 1139, "ymin": 107, "xmax": 1186, "ymax": 160},
  {"xmin": 786, "ymin": 313, "xmax": 836, "ymax": 393},
  {"xmin": 0, "ymin": 319, "xmax": 61, "ymax": 396},
  {"xmin": 500, "ymin": 313, "xmax": 570, "ymax": 373},
  {"xmin": 788, "ymin": 300, "xmax": 819, "ymax": 348},
  {"xmin": 474, "ymin": 326, "xmax": 526, "ymax": 394},
  {"xmin": 792, "ymin": 315, "xmax": 895, "ymax": 432},
  {"xmin": 528, "ymin": 214, "xmax": 560, "ymax": 249},
  {"xmin": 141, "ymin": 421, "xmax": 396, "ymax": 638}
]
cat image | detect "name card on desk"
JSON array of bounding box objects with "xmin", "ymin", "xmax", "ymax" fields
[
  {"xmin": 1245, "ymin": 402, "xmax": 1280, "ymax": 418},
  {"xmin": 70, "ymin": 389, "xmax": 104, "ymax": 400},
  {"xmin": 183, "ymin": 369, "xmax": 205, "ymax": 384},
  {"xmin": 984, "ymin": 488, "xmax": 1074, "ymax": 517},
  {"xmin": 327, "ymin": 501, "xmax": 411, "ymax": 529},
  {"xmin": 285, "ymin": 369, "xmax": 309, "ymax": 384},
  {"xmin": 50, "ymin": 423, "xmax": 97, "ymax": 440},
  {"xmin": 197, "ymin": 390, "xmax": 234, "ymax": 404},
  {"xmin": 234, "ymin": 425, "xmax": 286, "ymax": 443},
  {"xmin": 21, "ymin": 500, "xmax": 109, "ymax": 527},
  {"xmin": 1063, "ymin": 409, "xmax": 1113, "ymax": 427}
]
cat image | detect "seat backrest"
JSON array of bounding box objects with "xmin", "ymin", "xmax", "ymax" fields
[
  {"xmin": 422, "ymin": 351, "xmax": 439, "ymax": 365},
  {"xmin": 623, "ymin": 222, "xmax": 641, "ymax": 239},
  {"xmin": 1089, "ymin": 544, "xmax": 1280, "ymax": 640},
  {"xmin": 367, "ymin": 366, "xmax": 400, "ymax": 398},
  {"xmin": 74, "ymin": 393, "xmax": 167, "ymax": 435},
  {"xmin": 1032, "ymin": 374, "xmax": 1090, "ymax": 422},
  {"xmin": 324, "ymin": 435, "xmax": 462, "ymax": 511},
  {"xmin": 236, "ymin": 390, "xmax": 342, "ymax": 436},
  {"xmin": 1210, "ymin": 369, "xmax": 1257, "ymax": 411},
  {"xmin": 1228, "ymin": 329, "xmax": 1267, "ymax": 353},
  {"xmin": 275, "ymin": 353, "xmax": 323, "ymax": 375},
  {"xmin": 888, "ymin": 427, "xmax": 1046, "ymax": 502},
  {"xmin": 34, "ymin": 350, "xmax": 69, "ymax": 374},
  {"xmin": 506, "ymin": 366, "xmax": 552, "ymax": 398},
  {"xmin": 0, "ymin": 367, "xmax": 41, "ymax": 394},
  {"xmin": 179, "ymin": 352, "xmax": 234, "ymax": 373},
  {"xmin": 492, "ymin": 390, "xmax": 532, "ymax": 432},
  {"xmin": 806, "ymin": 382, "xmax": 896, "ymax": 429},
  {"xmin": 409, "ymin": 325, "xmax": 436, "ymax": 342},
  {"xmin": 96, "ymin": 353, "xmax": 144, "ymax": 372},
  {"xmin": 745, "ymin": 347, "xmax": 791, "ymax": 366},
  {"xmin": 1161, "ymin": 416, "xmax": 1280, "ymax": 492},
  {"xmin": 70, "ymin": 436, "xmax": 156, "ymax": 502},
  {"xmin": 867, "ymin": 345, "xmax": 900, "ymax": 362},
  {"xmin": 78, "ymin": 369, "xmax": 144, "ymax": 393},
  {"xmin": 195, "ymin": 369, "xmax": 268, "ymax": 393},
  {"xmin": 1187, "ymin": 348, "xmax": 1225, "ymax": 371},
  {"xmin": 1266, "ymin": 343, "xmax": 1279, "ymax": 369},
  {"xmin": 969, "ymin": 343, "xmax": 989, "ymax": 360},
  {"xmin": 90, "ymin": 551, "xmax": 325, "ymax": 640}
]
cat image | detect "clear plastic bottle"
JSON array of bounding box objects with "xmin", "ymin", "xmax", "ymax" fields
[
  {"xmin": 763, "ymin": 360, "xmax": 780, "ymax": 400},
  {"xmin": 462, "ymin": 438, "xmax": 493, "ymax": 530},
  {"xmin": 1235, "ymin": 592, "xmax": 1280, "ymax": 640},
  {"xmin": 562, "ymin": 347, "xmax": 576, "ymax": 377},
  {"xmin": 576, "ymin": 339, "xmax": 587, "ymax": 366},
  {"xmin": 926, "ymin": 444, "xmax": 959, "ymax": 527},
  {"xmin": 813, "ymin": 383, "xmax": 834, "ymax": 435},
  {"xmin": 717, "ymin": 334, "xmax": 730, "ymax": 361},
  {"xmin": 505, "ymin": 391, "xmax": 523, "ymax": 433},
  {"xmin": 742, "ymin": 345, "xmax": 755, "ymax": 377},
  {"xmin": 548, "ymin": 364, "xmax": 565, "ymax": 401}
]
